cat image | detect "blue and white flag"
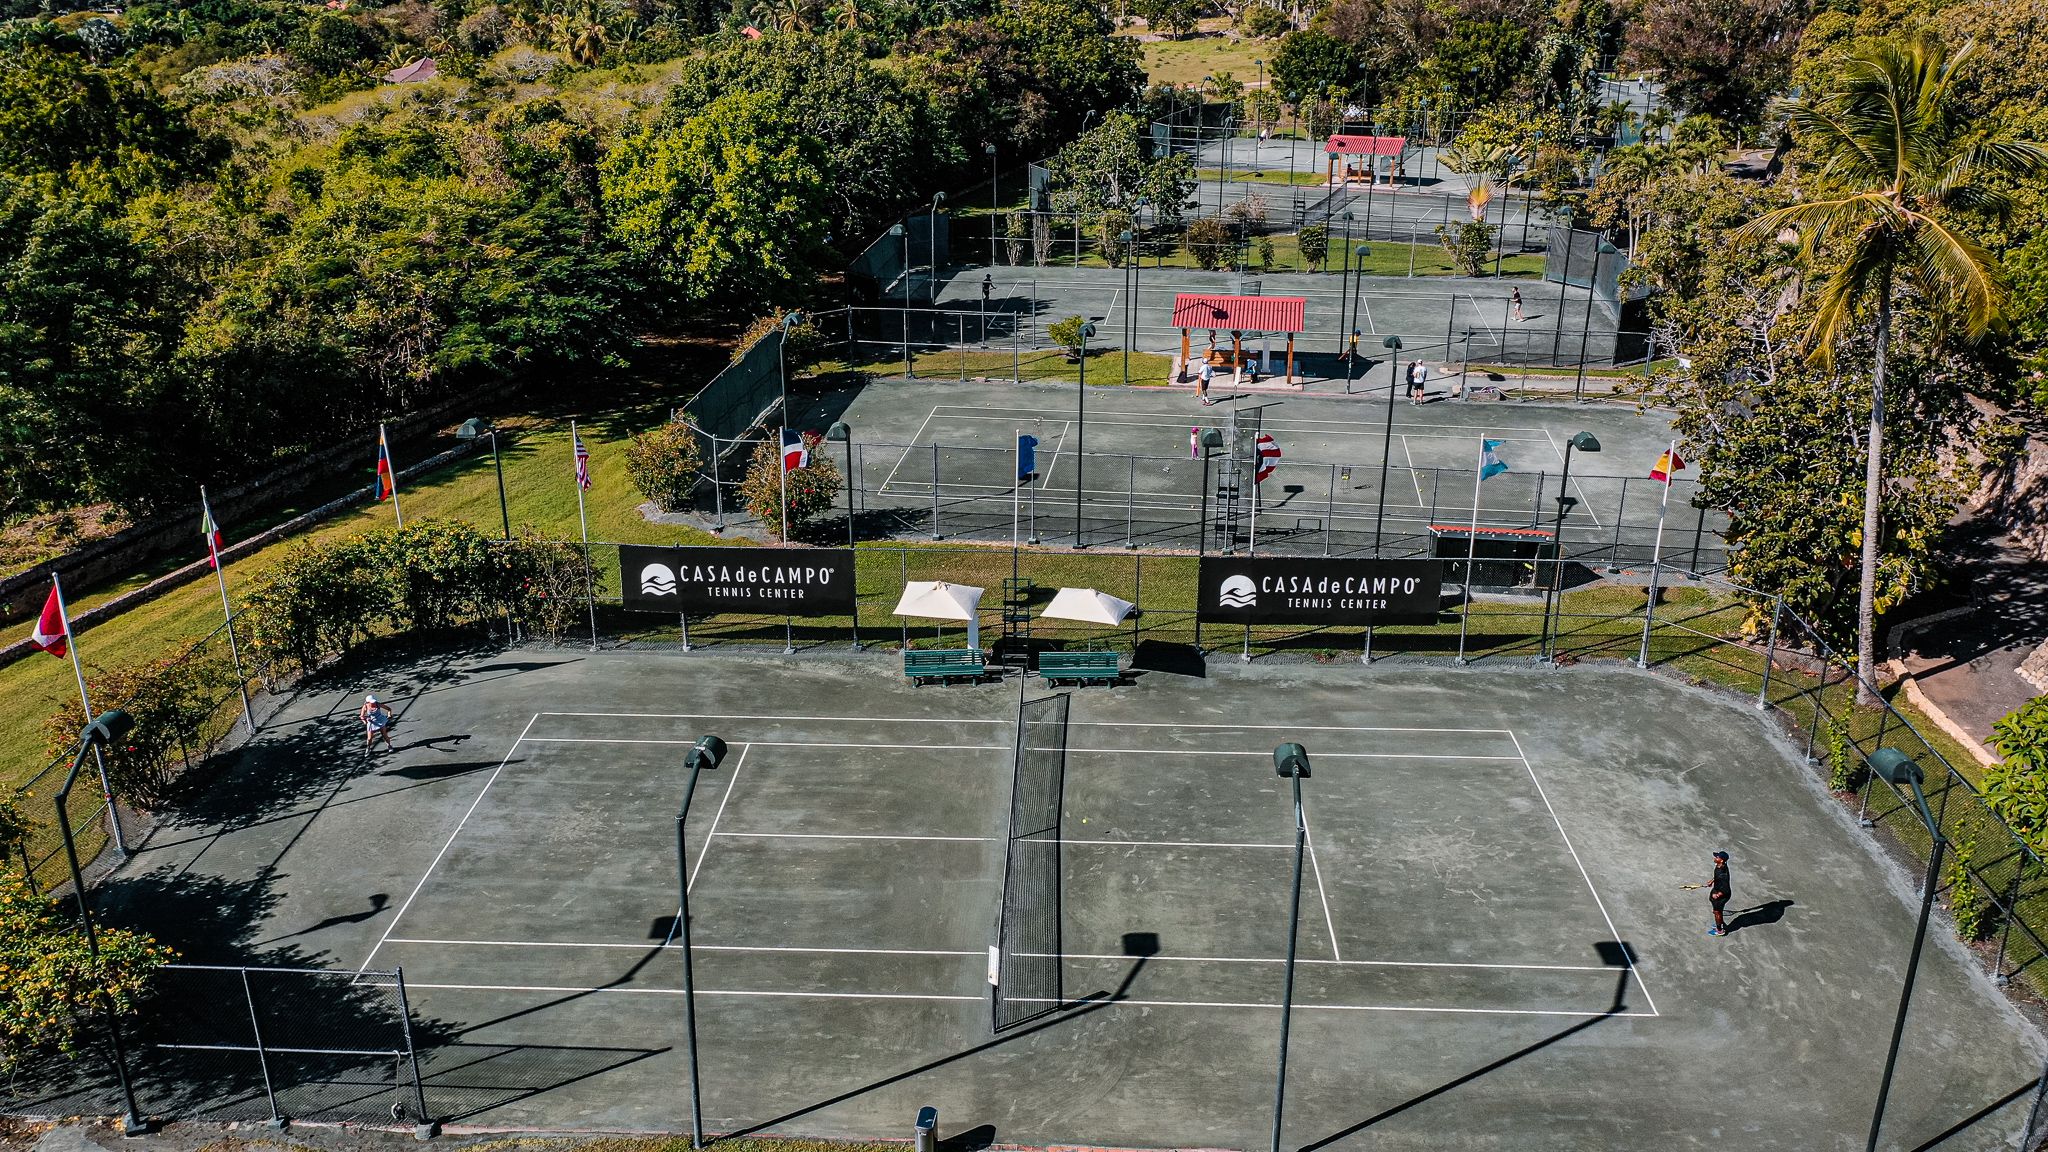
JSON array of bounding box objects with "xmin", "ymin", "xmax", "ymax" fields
[
  {"xmin": 1017, "ymin": 434, "xmax": 1039, "ymax": 481},
  {"xmin": 1478, "ymin": 438, "xmax": 1508, "ymax": 481}
]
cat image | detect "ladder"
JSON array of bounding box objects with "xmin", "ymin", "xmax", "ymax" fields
[{"xmin": 999, "ymin": 577, "xmax": 1034, "ymax": 661}]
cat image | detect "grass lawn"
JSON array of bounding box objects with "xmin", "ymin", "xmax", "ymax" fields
[
  {"xmin": 832, "ymin": 348, "xmax": 1178, "ymax": 386},
  {"xmin": 1065, "ymin": 234, "xmax": 1546, "ymax": 278},
  {"xmin": 1136, "ymin": 32, "xmax": 1277, "ymax": 87},
  {"xmin": 1207, "ymin": 169, "xmax": 1336, "ymax": 187}
]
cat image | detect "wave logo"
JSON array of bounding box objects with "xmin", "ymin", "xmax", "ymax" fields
[
  {"xmin": 640, "ymin": 563, "xmax": 679, "ymax": 597},
  {"xmin": 1217, "ymin": 575, "xmax": 1257, "ymax": 608}
]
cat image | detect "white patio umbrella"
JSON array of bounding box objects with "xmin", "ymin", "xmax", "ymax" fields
[
  {"xmin": 893, "ymin": 580, "xmax": 986, "ymax": 650},
  {"xmin": 1040, "ymin": 587, "xmax": 1136, "ymax": 626}
]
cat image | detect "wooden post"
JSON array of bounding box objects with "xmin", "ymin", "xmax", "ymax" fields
[
  {"xmin": 1181, "ymin": 330, "xmax": 1191, "ymax": 380},
  {"xmin": 1285, "ymin": 334, "xmax": 1295, "ymax": 383}
]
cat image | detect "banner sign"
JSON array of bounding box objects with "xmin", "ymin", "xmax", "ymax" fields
[
  {"xmin": 620, "ymin": 545, "xmax": 857, "ymax": 615},
  {"xmin": 1196, "ymin": 557, "xmax": 1443, "ymax": 623}
]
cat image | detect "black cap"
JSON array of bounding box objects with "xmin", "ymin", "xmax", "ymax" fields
[{"xmin": 1713, "ymin": 850, "xmax": 1728, "ymax": 861}]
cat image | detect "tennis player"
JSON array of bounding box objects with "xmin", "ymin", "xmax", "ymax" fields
[
  {"xmin": 360, "ymin": 694, "xmax": 395, "ymax": 754},
  {"xmin": 1707, "ymin": 850, "xmax": 1731, "ymax": 935}
]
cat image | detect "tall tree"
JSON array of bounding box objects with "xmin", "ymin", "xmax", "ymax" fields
[{"xmin": 1741, "ymin": 33, "xmax": 2048, "ymax": 702}]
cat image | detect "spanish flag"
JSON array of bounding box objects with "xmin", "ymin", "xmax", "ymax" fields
[{"xmin": 1650, "ymin": 447, "xmax": 1686, "ymax": 483}]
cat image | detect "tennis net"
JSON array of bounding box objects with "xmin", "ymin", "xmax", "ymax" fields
[{"xmin": 992, "ymin": 692, "xmax": 1069, "ymax": 1032}]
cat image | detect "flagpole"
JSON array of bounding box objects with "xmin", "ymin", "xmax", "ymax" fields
[
  {"xmin": 572, "ymin": 421, "xmax": 598, "ymax": 651},
  {"xmin": 382, "ymin": 423, "xmax": 404, "ymax": 528},
  {"xmin": 52, "ymin": 573, "xmax": 127, "ymax": 855},
  {"xmin": 201, "ymin": 487, "xmax": 254, "ymax": 732},
  {"xmin": 1637, "ymin": 438, "xmax": 1677, "ymax": 668},
  {"xmin": 779, "ymin": 431, "xmax": 791, "ymax": 543},
  {"xmin": 1456, "ymin": 438, "xmax": 1485, "ymax": 664},
  {"xmin": 1013, "ymin": 431, "xmax": 1023, "ymax": 584}
]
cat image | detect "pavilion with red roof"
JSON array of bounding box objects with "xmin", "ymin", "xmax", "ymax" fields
[
  {"xmin": 1171, "ymin": 293, "xmax": 1307, "ymax": 385},
  {"xmin": 1324, "ymin": 134, "xmax": 1410, "ymax": 186}
]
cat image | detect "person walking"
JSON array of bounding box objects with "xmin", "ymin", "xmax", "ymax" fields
[
  {"xmin": 360, "ymin": 693, "xmax": 395, "ymax": 755},
  {"xmin": 981, "ymin": 274, "xmax": 993, "ymax": 305},
  {"xmin": 1706, "ymin": 850, "xmax": 1731, "ymax": 935},
  {"xmin": 1407, "ymin": 359, "xmax": 1428, "ymax": 404},
  {"xmin": 1197, "ymin": 360, "xmax": 1215, "ymax": 405},
  {"xmin": 1511, "ymin": 287, "xmax": 1525, "ymax": 323}
]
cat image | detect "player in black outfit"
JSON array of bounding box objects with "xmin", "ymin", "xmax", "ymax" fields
[{"xmin": 1708, "ymin": 850, "xmax": 1731, "ymax": 936}]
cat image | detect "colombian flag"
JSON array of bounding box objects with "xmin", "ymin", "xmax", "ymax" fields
[
  {"xmin": 1650, "ymin": 447, "xmax": 1686, "ymax": 483},
  {"xmin": 374, "ymin": 427, "xmax": 396, "ymax": 501}
]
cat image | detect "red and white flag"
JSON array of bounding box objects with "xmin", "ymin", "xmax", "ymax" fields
[
  {"xmin": 781, "ymin": 428, "xmax": 809, "ymax": 473},
  {"xmin": 574, "ymin": 432, "xmax": 593, "ymax": 491},
  {"xmin": 27, "ymin": 585, "xmax": 68, "ymax": 658},
  {"xmin": 200, "ymin": 493, "xmax": 224, "ymax": 569},
  {"xmin": 1254, "ymin": 432, "xmax": 1282, "ymax": 484}
]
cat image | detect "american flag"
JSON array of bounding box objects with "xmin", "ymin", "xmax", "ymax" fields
[
  {"xmin": 1254, "ymin": 432, "xmax": 1282, "ymax": 484},
  {"xmin": 574, "ymin": 433, "xmax": 592, "ymax": 491}
]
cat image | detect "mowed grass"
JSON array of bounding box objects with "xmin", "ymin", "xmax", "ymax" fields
[
  {"xmin": 833, "ymin": 348, "xmax": 1178, "ymax": 385},
  {"xmin": 3, "ymin": 410, "xmax": 728, "ymax": 789},
  {"xmin": 1055, "ymin": 234, "xmax": 1547, "ymax": 278},
  {"xmin": 1137, "ymin": 32, "xmax": 1278, "ymax": 87}
]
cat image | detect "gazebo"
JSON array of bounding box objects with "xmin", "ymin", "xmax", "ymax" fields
[
  {"xmin": 1171, "ymin": 293, "xmax": 1307, "ymax": 384},
  {"xmin": 1324, "ymin": 134, "xmax": 1410, "ymax": 186}
]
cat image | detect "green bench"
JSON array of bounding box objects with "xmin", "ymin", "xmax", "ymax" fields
[
  {"xmin": 1037, "ymin": 650, "xmax": 1121, "ymax": 686},
  {"xmin": 904, "ymin": 648, "xmax": 987, "ymax": 685}
]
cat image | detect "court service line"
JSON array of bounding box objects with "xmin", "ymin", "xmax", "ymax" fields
[
  {"xmin": 540, "ymin": 713, "xmax": 1502, "ymax": 735},
  {"xmin": 876, "ymin": 406, "xmax": 941, "ymax": 495},
  {"xmin": 357, "ymin": 712, "xmax": 539, "ymax": 975},
  {"xmin": 1397, "ymin": 434, "xmax": 1427, "ymax": 507},
  {"xmin": 687, "ymin": 742, "xmax": 749, "ymax": 893},
  {"xmin": 381, "ymin": 936, "xmax": 1627, "ymax": 973},
  {"xmin": 1508, "ymin": 729, "xmax": 1660, "ymax": 1018},
  {"xmin": 523, "ymin": 738, "xmax": 1010, "ymax": 753},
  {"xmin": 523, "ymin": 736, "xmax": 1520, "ymax": 762},
  {"xmin": 397, "ymin": 981, "xmax": 1653, "ymax": 1017},
  {"xmin": 931, "ymin": 404, "xmax": 1569, "ymax": 435},
  {"xmin": 705, "ymin": 833, "xmax": 1297, "ymax": 848},
  {"xmin": 1036, "ymin": 420, "xmax": 1073, "ymax": 491},
  {"xmin": 1540, "ymin": 428, "xmax": 1602, "ymax": 530},
  {"xmin": 1302, "ymin": 811, "xmax": 1342, "ymax": 962}
]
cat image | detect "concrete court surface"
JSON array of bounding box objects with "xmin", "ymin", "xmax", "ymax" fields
[
  {"xmin": 95, "ymin": 648, "xmax": 2045, "ymax": 1149},
  {"xmin": 918, "ymin": 265, "xmax": 1616, "ymax": 367},
  {"xmin": 794, "ymin": 377, "xmax": 1720, "ymax": 558}
]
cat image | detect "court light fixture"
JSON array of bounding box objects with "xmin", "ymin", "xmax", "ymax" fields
[
  {"xmin": 685, "ymin": 735, "xmax": 727, "ymax": 775},
  {"xmin": 1273, "ymin": 743, "xmax": 1311, "ymax": 778},
  {"xmin": 1568, "ymin": 431, "xmax": 1601, "ymax": 453},
  {"xmin": 84, "ymin": 709, "xmax": 135, "ymax": 747}
]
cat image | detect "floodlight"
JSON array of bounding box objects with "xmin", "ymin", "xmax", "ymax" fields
[
  {"xmin": 456, "ymin": 418, "xmax": 488, "ymax": 441},
  {"xmin": 83, "ymin": 710, "xmax": 134, "ymax": 747},
  {"xmin": 1273, "ymin": 743, "xmax": 1310, "ymax": 779},
  {"xmin": 825, "ymin": 421, "xmax": 852, "ymax": 443},
  {"xmin": 1569, "ymin": 431, "xmax": 1601, "ymax": 452},
  {"xmin": 1382, "ymin": 335, "xmax": 1402, "ymax": 350},
  {"xmin": 1867, "ymin": 748, "xmax": 1922, "ymax": 790},
  {"xmin": 685, "ymin": 735, "xmax": 728, "ymax": 774}
]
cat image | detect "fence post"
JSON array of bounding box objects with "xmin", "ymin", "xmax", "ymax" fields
[
  {"xmin": 930, "ymin": 444, "xmax": 942, "ymax": 540},
  {"xmin": 1635, "ymin": 563, "xmax": 1659, "ymax": 669},
  {"xmin": 1607, "ymin": 480, "xmax": 1628, "ymax": 570},
  {"xmin": 1993, "ymin": 872, "xmax": 2021, "ymax": 986},
  {"xmin": 711, "ymin": 443, "xmax": 725, "ymax": 533},
  {"xmin": 20, "ymin": 842, "xmax": 38, "ymax": 896},
  {"xmin": 392, "ymin": 966, "xmax": 434, "ymax": 1137},
  {"xmin": 1325, "ymin": 464, "xmax": 1337, "ymax": 556},
  {"xmin": 2018, "ymin": 1057, "xmax": 2048, "ymax": 1150},
  {"xmin": 680, "ymin": 611, "xmax": 691, "ymax": 652},
  {"xmin": 240, "ymin": 967, "xmax": 284, "ymax": 1128},
  {"xmin": 1756, "ymin": 596, "xmax": 1782, "ymax": 711},
  {"xmin": 1131, "ymin": 553, "xmax": 1142, "ymax": 650},
  {"xmin": 900, "ymin": 550, "xmax": 910, "ymax": 650}
]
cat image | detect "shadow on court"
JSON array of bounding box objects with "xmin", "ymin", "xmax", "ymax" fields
[{"xmin": 716, "ymin": 932, "xmax": 1161, "ymax": 1144}]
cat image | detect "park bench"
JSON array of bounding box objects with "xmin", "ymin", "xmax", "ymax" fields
[
  {"xmin": 904, "ymin": 648, "xmax": 987, "ymax": 685},
  {"xmin": 1037, "ymin": 650, "xmax": 1121, "ymax": 687}
]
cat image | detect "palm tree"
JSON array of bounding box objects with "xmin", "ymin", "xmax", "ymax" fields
[
  {"xmin": 1596, "ymin": 98, "xmax": 1636, "ymax": 143},
  {"xmin": 1641, "ymin": 106, "xmax": 1675, "ymax": 146},
  {"xmin": 1741, "ymin": 33, "xmax": 2047, "ymax": 703},
  {"xmin": 833, "ymin": 0, "xmax": 861, "ymax": 30}
]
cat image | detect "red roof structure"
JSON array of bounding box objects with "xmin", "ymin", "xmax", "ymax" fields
[
  {"xmin": 1324, "ymin": 134, "xmax": 1408, "ymax": 156},
  {"xmin": 1170, "ymin": 293, "xmax": 1306, "ymax": 333}
]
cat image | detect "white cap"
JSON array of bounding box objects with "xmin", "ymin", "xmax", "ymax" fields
[{"xmin": 365, "ymin": 694, "xmax": 379, "ymax": 704}]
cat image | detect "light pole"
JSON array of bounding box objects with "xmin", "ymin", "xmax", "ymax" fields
[
  {"xmin": 929, "ymin": 191, "xmax": 946, "ymax": 304},
  {"xmin": 1865, "ymin": 747, "xmax": 1947, "ymax": 1152},
  {"xmin": 1119, "ymin": 229, "xmax": 1135, "ymax": 385},
  {"xmin": 1374, "ymin": 335, "xmax": 1402, "ymax": 553},
  {"xmin": 890, "ymin": 223, "xmax": 911, "ymax": 378},
  {"xmin": 1270, "ymin": 742, "xmax": 1312, "ymax": 1152},
  {"xmin": 826, "ymin": 421, "xmax": 855, "ymax": 547},
  {"xmin": 1196, "ymin": 428, "xmax": 1224, "ymax": 553},
  {"xmin": 1073, "ymin": 320, "xmax": 1096, "ymax": 548},
  {"xmin": 1335, "ymin": 212, "xmax": 1355, "ymax": 352},
  {"xmin": 676, "ymin": 734, "xmax": 729, "ymax": 1150},
  {"xmin": 1286, "ymin": 92, "xmax": 1299, "ymax": 192},
  {"xmin": 1349, "ymin": 241, "xmax": 1370, "ymax": 383},
  {"xmin": 1343, "ymin": 245, "xmax": 1370, "ymax": 395},
  {"xmin": 1540, "ymin": 432, "xmax": 1599, "ymax": 662},
  {"xmin": 455, "ymin": 418, "xmax": 510, "ymax": 540},
  {"xmin": 55, "ymin": 710, "xmax": 147, "ymax": 1136},
  {"xmin": 986, "ymin": 142, "xmax": 999, "ymax": 268}
]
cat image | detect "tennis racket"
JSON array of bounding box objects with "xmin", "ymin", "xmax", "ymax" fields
[{"xmin": 1679, "ymin": 883, "xmax": 1705, "ymax": 890}]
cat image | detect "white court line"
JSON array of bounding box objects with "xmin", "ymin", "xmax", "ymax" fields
[
  {"xmin": 397, "ymin": 981, "xmax": 1651, "ymax": 1017},
  {"xmin": 876, "ymin": 406, "xmax": 941, "ymax": 495},
  {"xmin": 868, "ymin": 479, "xmax": 1586, "ymax": 523},
  {"xmin": 1398, "ymin": 432, "xmax": 1427, "ymax": 507},
  {"xmin": 524, "ymin": 737, "xmax": 1519, "ymax": 761},
  {"xmin": 1509, "ymin": 729, "xmax": 1660, "ymax": 1017},
  {"xmin": 1037, "ymin": 420, "xmax": 1072, "ymax": 491},
  {"xmin": 687, "ymin": 742, "xmax": 748, "ymax": 893},
  {"xmin": 1358, "ymin": 294, "xmax": 1375, "ymax": 335},
  {"xmin": 714, "ymin": 831, "xmax": 994, "ymax": 843},
  {"xmin": 523, "ymin": 738, "xmax": 1010, "ymax": 752},
  {"xmin": 1543, "ymin": 426, "xmax": 1603, "ymax": 530},
  {"xmin": 917, "ymin": 411, "xmax": 1567, "ymax": 446},
  {"xmin": 540, "ymin": 713, "xmax": 1504, "ymax": 734},
  {"xmin": 357, "ymin": 712, "xmax": 538, "ymax": 974},
  {"xmin": 381, "ymin": 937, "xmax": 1626, "ymax": 973},
  {"xmin": 1303, "ymin": 809, "xmax": 1342, "ymax": 962}
]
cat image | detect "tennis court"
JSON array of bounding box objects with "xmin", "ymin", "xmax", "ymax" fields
[{"xmin": 103, "ymin": 648, "xmax": 2045, "ymax": 1148}]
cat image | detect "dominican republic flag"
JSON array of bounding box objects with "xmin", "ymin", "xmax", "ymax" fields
[
  {"xmin": 373, "ymin": 428, "xmax": 397, "ymax": 501},
  {"xmin": 27, "ymin": 585, "xmax": 68, "ymax": 658},
  {"xmin": 1650, "ymin": 446, "xmax": 1687, "ymax": 483},
  {"xmin": 200, "ymin": 495, "xmax": 224, "ymax": 570},
  {"xmin": 781, "ymin": 428, "xmax": 808, "ymax": 473},
  {"xmin": 574, "ymin": 433, "xmax": 593, "ymax": 491},
  {"xmin": 1254, "ymin": 432, "xmax": 1282, "ymax": 484},
  {"xmin": 1017, "ymin": 434, "xmax": 1039, "ymax": 481},
  {"xmin": 1479, "ymin": 439, "xmax": 1509, "ymax": 481}
]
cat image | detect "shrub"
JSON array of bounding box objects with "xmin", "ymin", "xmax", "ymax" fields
[
  {"xmin": 1185, "ymin": 217, "xmax": 1234, "ymax": 270},
  {"xmin": 1257, "ymin": 235, "xmax": 1276, "ymax": 272},
  {"xmin": 732, "ymin": 310, "xmax": 824, "ymax": 372},
  {"xmin": 739, "ymin": 432, "xmax": 841, "ymax": 540},
  {"xmin": 506, "ymin": 529, "xmax": 591, "ymax": 645},
  {"xmin": 1434, "ymin": 219, "xmax": 1497, "ymax": 276},
  {"xmin": 1986, "ymin": 697, "xmax": 2048, "ymax": 857},
  {"xmin": 1098, "ymin": 209, "xmax": 1135, "ymax": 268},
  {"xmin": 0, "ymin": 873, "xmax": 172, "ymax": 1070},
  {"xmin": 40, "ymin": 652, "xmax": 240, "ymax": 805},
  {"xmin": 1047, "ymin": 315, "xmax": 1093, "ymax": 357},
  {"xmin": 376, "ymin": 520, "xmax": 504, "ymax": 633},
  {"xmin": 1004, "ymin": 211, "xmax": 1027, "ymax": 266},
  {"xmin": 1242, "ymin": 3, "xmax": 1287, "ymax": 38},
  {"xmin": 1824, "ymin": 719, "xmax": 1859, "ymax": 792},
  {"xmin": 1945, "ymin": 841, "xmax": 1993, "ymax": 941},
  {"xmin": 626, "ymin": 422, "xmax": 706, "ymax": 513},
  {"xmin": 1296, "ymin": 222, "xmax": 1329, "ymax": 270}
]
